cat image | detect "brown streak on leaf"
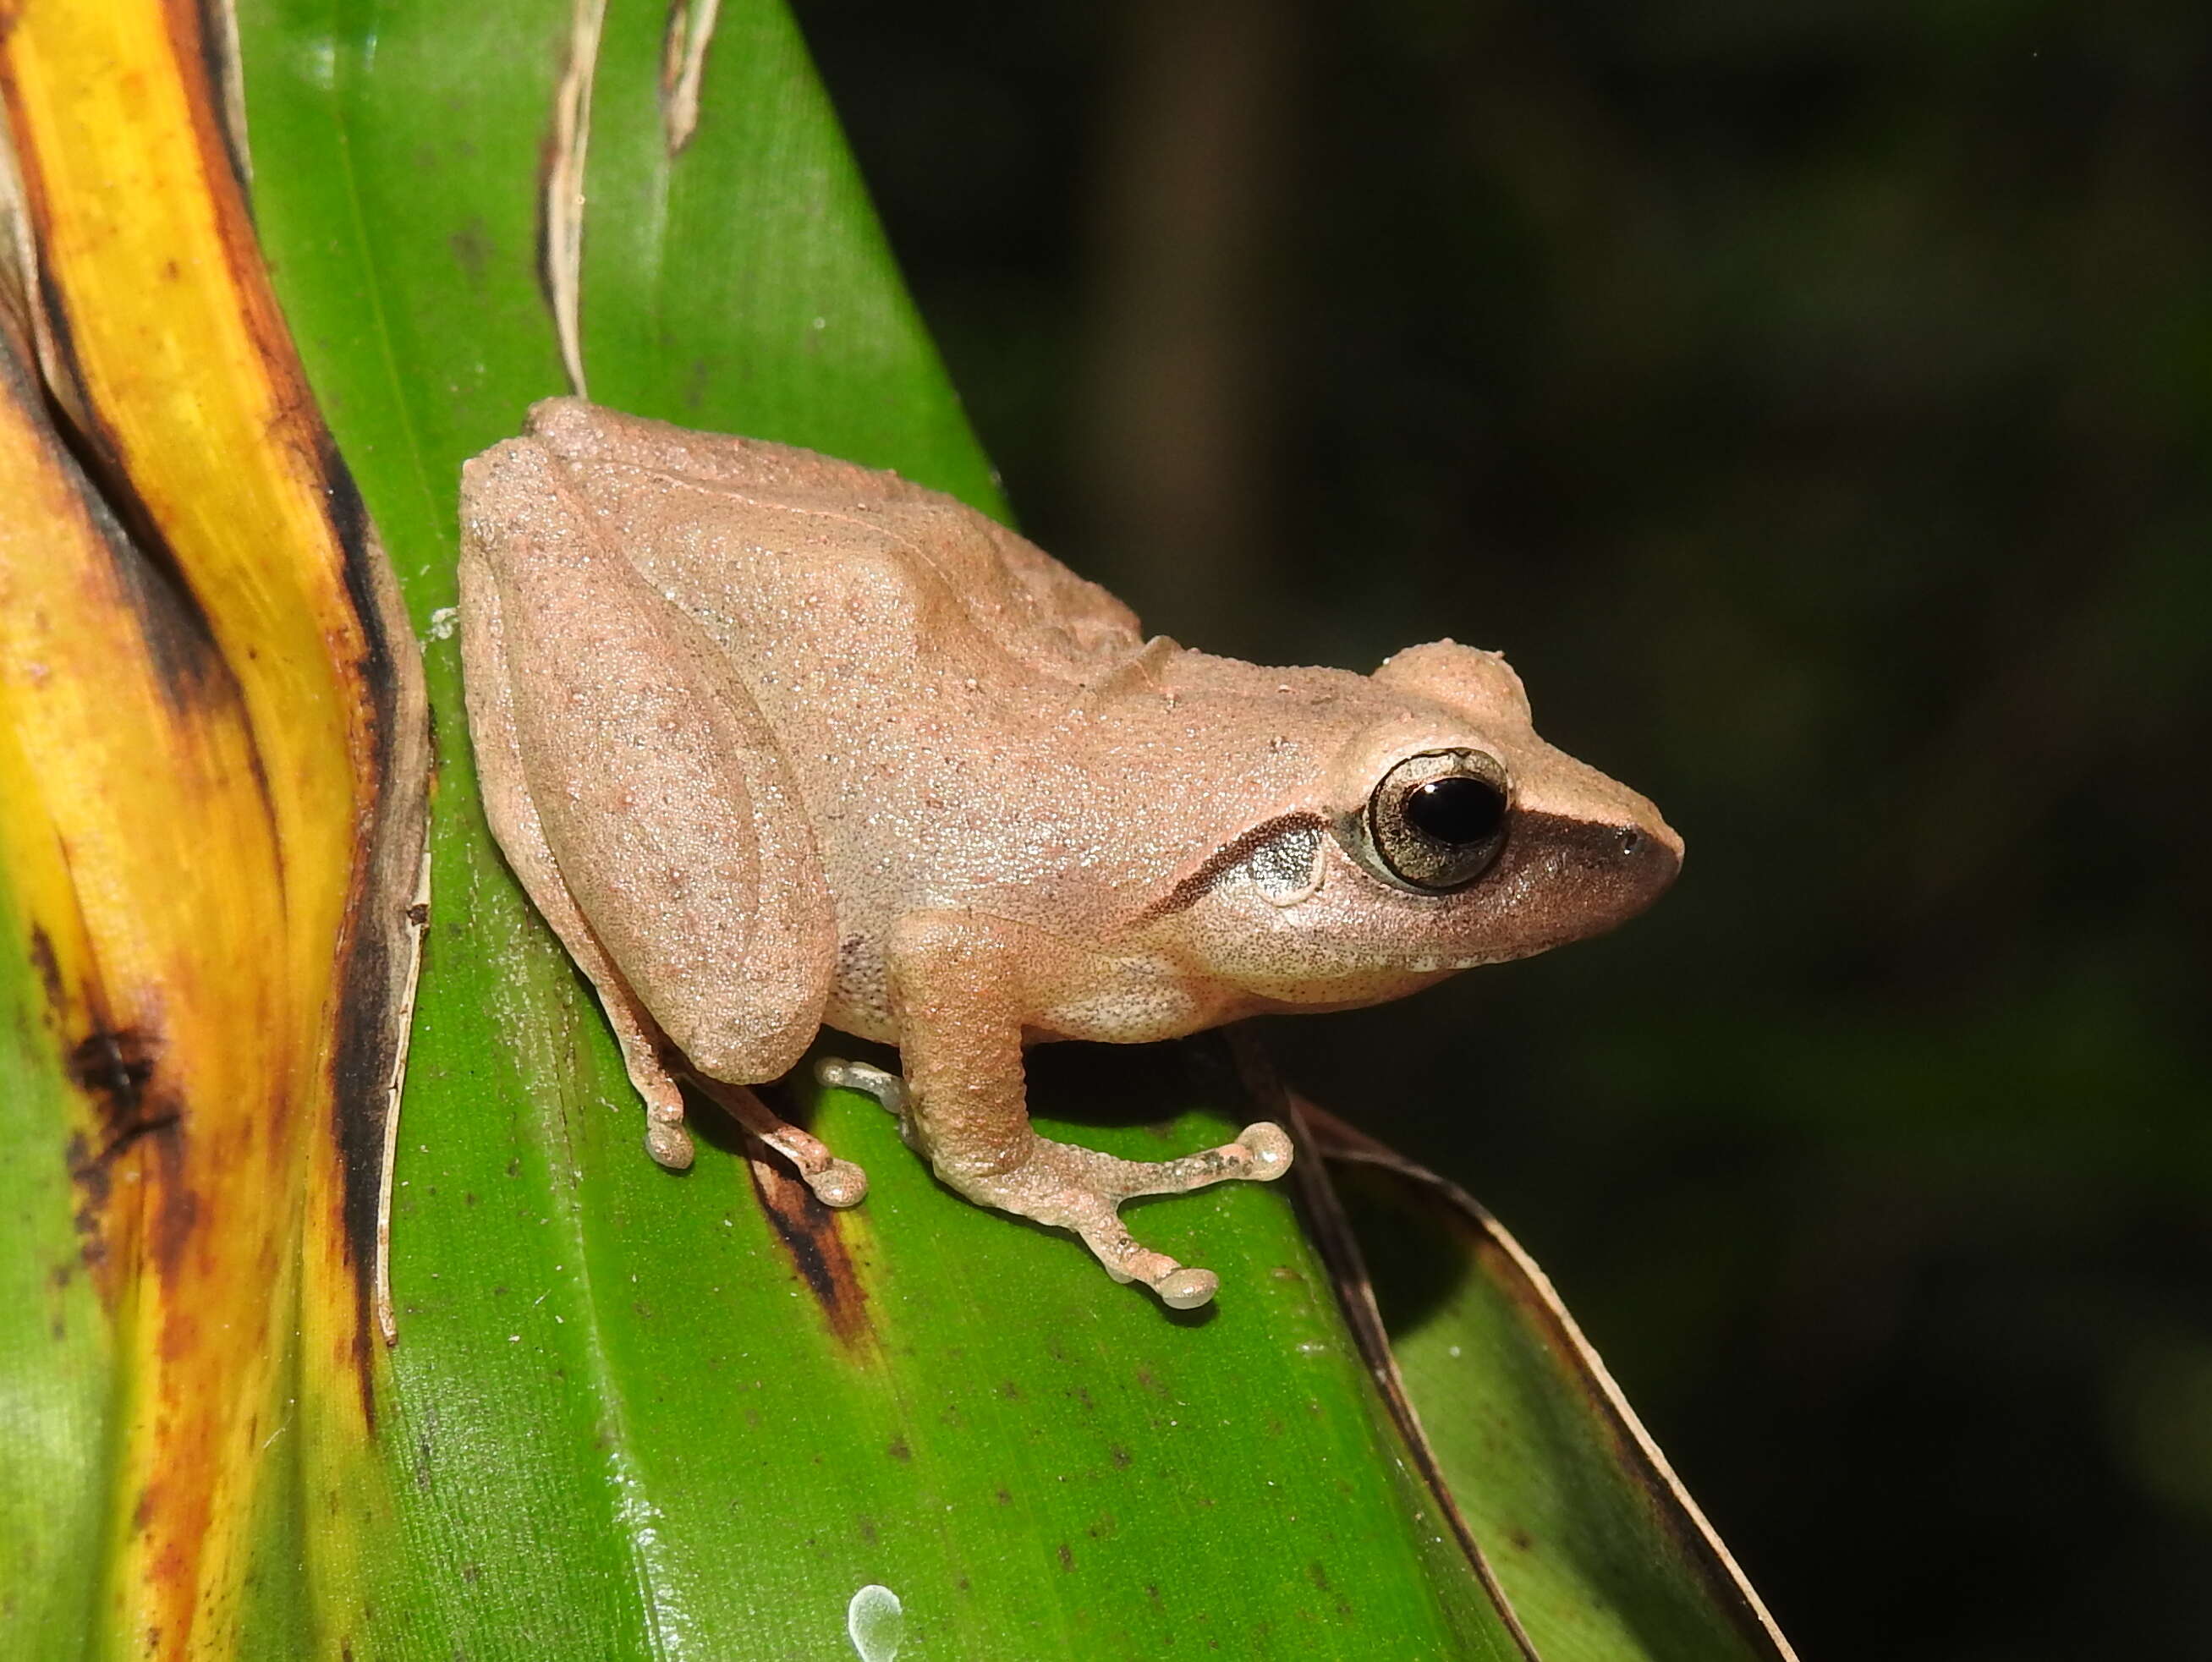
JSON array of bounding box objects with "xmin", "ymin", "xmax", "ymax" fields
[
  {"xmin": 65, "ymin": 1023, "xmax": 159, "ymax": 1125},
  {"xmin": 743, "ymin": 1138, "xmax": 871, "ymax": 1349},
  {"xmin": 315, "ymin": 436, "xmax": 430, "ymax": 1374},
  {"xmin": 25, "ymin": 922, "xmax": 61, "ymax": 1006},
  {"xmin": 147, "ymin": 1141, "xmax": 198, "ymax": 1280}
]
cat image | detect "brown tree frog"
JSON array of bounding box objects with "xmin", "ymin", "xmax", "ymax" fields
[{"xmin": 458, "ymin": 399, "xmax": 1681, "ymax": 1308}]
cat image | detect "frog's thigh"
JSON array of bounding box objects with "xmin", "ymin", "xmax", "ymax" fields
[
  {"xmin": 460, "ymin": 442, "xmax": 837, "ymax": 1091},
  {"xmin": 459, "ymin": 547, "xmax": 704, "ymax": 1165}
]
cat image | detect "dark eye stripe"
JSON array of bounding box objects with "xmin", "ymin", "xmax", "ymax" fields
[{"xmin": 1128, "ymin": 810, "xmax": 1333, "ymax": 921}]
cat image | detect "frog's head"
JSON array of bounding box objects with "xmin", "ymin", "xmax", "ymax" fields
[{"xmin": 1137, "ymin": 640, "xmax": 1682, "ymax": 1010}]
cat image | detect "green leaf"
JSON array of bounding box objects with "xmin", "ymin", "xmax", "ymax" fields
[
  {"xmin": 1315, "ymin": 1109, "xmax": 1798, "ymax": 1662},
  {"xmin": 235, "ymin": 2, "xmax": 1523, "ymax": 1654}
]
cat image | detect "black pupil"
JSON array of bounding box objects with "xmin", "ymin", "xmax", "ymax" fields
[{"xmin": 1404, "ymin": 776, "xmax": 1505, "ymax": 846}]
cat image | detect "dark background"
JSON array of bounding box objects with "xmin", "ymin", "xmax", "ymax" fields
[{"xmin": 793, "ymin": 2, "xmax": 2212, "ymax": 1654}]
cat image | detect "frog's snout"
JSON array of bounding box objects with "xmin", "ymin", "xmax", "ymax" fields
[
  {"xmin": 1457, "ymin": 801, "xmax": 1682, "ymax": 963},
  {"xmin": 1611, "ymin": 810, "xmax": 1684, "ymax": 919}
]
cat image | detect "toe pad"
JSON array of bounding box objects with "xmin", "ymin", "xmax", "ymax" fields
[{"xmin": 1155, "ymin": 1268, "xmax": 1220, "ymax": 1309}]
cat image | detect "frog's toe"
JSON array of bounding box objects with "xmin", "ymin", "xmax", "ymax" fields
[
  {"xmin": 807, "ymin": 1159, "xmax": 870, "ymax": 1209},
  {"xmin": 1154, "ymin": 1267, "xmax": 1219, "ymax": 1310},
  {"xmin": 645, "ymin": 1117, "xmax": 695, "ymax": 1170},
  {"xmin": 1105, "ymin": 1122, "xmax": 1298, "ymax": 1200},
  {"xmin": 1234, "ymin": 1122, "xmax": 1295, "ymax": 1179},
  {"xmin": 1046, "ymin": 1127, "xmax": 1298, "ymax": 1303},
  {"xmin": 1070, "ymin": 1211, "xmax": 1205, "ymax": 1305},
  {"xmin": 815, "ymin": 1056, "xmax": 909, "ymax": 1116},
  {"xmin": 693, "ymin": 1076, "xmax": 870, "ymax": 1207}
]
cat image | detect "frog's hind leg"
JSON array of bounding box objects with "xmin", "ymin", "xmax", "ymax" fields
[
  {"xmin": 462, "ymin": 439, "xmax": 849, "ymax": 1183},
  {"xmin": 689, "ymin": 1076, "xmax": 867, "ymax": 1207},
  {"xmin": 459, "ymin": 532, "xmax": 702, "ymax": 1170}
]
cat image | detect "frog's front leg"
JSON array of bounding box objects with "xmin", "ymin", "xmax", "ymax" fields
[{"xmin": 881, "ymin": 912, "xmax": 1293, "ymax": 1308}]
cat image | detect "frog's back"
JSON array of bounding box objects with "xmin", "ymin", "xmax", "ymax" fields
[
  {"xmin": 520, "ymin": 398, "xmax": 1141, "ymax": 692},
  {"xmin": 512, "ymin": 400, "xmax": 1405, "ymax": 935}
]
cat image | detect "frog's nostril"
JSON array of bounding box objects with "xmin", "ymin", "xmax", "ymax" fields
[{"xmin": 1618, "ymin": 828, "xmax": 1643, "ymax": 857}]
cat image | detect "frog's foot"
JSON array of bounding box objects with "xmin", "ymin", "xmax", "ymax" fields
[
  {"xmin": 815, "ymin": 1056, "xmax": 925, "ymax": 1156},
  {"xmin": 691, "ymin": 1076, "xmax": 869, "ymax": 1208},
  {"xmin": 640, "ymin": 1092, "xmax": 696, "ymax": 1171},
  {"xmin": 813, "ymin": 1057, "xmax": 1293, "ymax": 1306},
  {"xmin": 952, "ymin": 1126, "xmax": 1295, "ymax": 1309}
]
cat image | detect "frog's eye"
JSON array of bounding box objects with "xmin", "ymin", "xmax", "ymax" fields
[{"xmin": 1365, "ymin": 750, "xmax": 1509, "ymax": 892}]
